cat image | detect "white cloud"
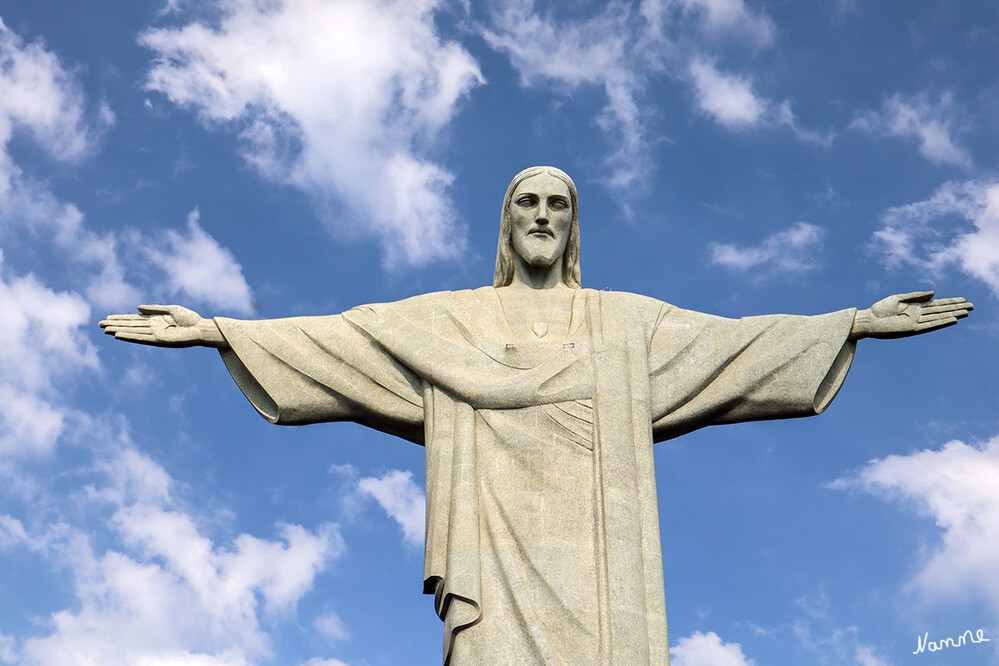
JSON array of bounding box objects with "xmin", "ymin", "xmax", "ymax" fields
[
  {"xmin": 482, "ymin": 2, "xmax": 822, "ymax": 190},
  {"xmin": 300, "ymin": 659, "xmax": 349, "ymax": 666},
  {"xmin": 673, "ymin": 0, "xmax": 774, "ymax": 47},
  {"xmin": 114, "ymin": 505, "xmax": 339, "ymax": 617},
  {"xmin": 0, "ymin": 176, "xmax": 139, "ymax": 309},
  {"xmin": 670, "ymin": 630, "xmax": 755, "ymax": 666},
  {"xmin": 358, "ymin": 469, "xmax": 425, "ymax": 547},
  {"xmin": 855, "ymin": 644, "xmax": 890, "ymax": 666},
  {"xmin": 709, "ymin": 222, "xmax": 824, "ymax": 276},
  {"xmin": 0, "ymin": 20, "xmax": 136, "ymax": 310},
  {"xmin": 831, "ymin": 435, "xmax": 999, "ymax": 615},
  {"xmin": 0, "ymin": 23, "xmax": 253, "ymax": 319},
  {"xmin": 852, "ymin": 92, "xmax": 971, "ymax": 169},
  {"xmin": 5, "ymin": 439, "xmax": 344, "ymax": 666},
  {"xmin": 872, "ymin": 177, "xmax": 999, "ymax": 297},
  {"xmin": 140, "ymin": 0, "xmax": 483, "ymax": 269},
  {"xmin": 482, "ymin": 0, "xmax": 652, "ymax": 190},
  {"xmin": 86, "ymin": 446, "xmax": 174, "ymax": 507},
  {"xmin": 791, "ymin": 621, "xmax": 890, "ymax": 666},
  {"xmin": 146, "ymin": 209, "xmax": 254, "ymax": 316},
  {"xmin": 133, "ymin": 651, "xmax": 250, "ymax": 666},
  {"xmin": 688, "ymin": 58, "xmax": 766, "ymax": 129},
  {"xmin": 0, "ymin": 256, "xmax": 96, "ymax": 457},
  {"xmin": 0, "ymin": 632, "xmax": 15, "ymax": 664},
  {"xmin": 313, "ymin": 611, "xmax": 349, "ymax": 642},
  {"xmin": 0, "ymin": 20, "xmax": 95, "ymax": 165},
  {"xmin": 687, "ymin": 60, "xmax": 831, "ymax": 144}
]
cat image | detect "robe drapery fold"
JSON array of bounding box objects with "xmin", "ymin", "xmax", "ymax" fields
[{"xmin": 215, "ymin": 288, "xmax": 857, "ymax": 665}]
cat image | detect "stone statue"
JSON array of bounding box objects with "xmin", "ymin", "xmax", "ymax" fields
[{"xmin": 101, "ymin": 166, "xmax": 973, "ymax": 665}]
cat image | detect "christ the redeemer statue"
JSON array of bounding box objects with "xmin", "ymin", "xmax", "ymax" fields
[{"xmin": 101, "ymin": 166, "xmax": 973, "ymax": 665}]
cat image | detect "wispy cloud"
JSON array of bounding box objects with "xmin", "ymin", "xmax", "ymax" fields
[
  {"xmin": 0, "ymin": 20, "xmax": 135, "ymax": 310},
  {"xmin": 831, "ymin": 435, "xmax": 999, "ymax": 629},
  {"xmin": 140, "ymin": 0, "xmax": 483, "ymax": 269},
  {"xmin": 672, "ymin": 0, "xmax": 774, "ymax": 47},
  {"xmin": 688, "ymin": 58, "xmax": 766, "ymax": 129},
  {"xmin": 481, "ymin": 0, "xmax": 827, "ymax": 193},
  {"xmin": 0, "ymin": 20, "xmax": 257, "ymax": 321},
  {"xmin": 873, "ymin": 177, "xmax": 999, "ymax": 297},
  {"xmin": 852, "ymin": 92, "xmax": 972, "ymax": 169},
  {"xmin": 313, "ymin": 611, "xmax": 349, "ymax": 642},
  {"xmin": 481, "ymin": 0, "xmax": 649, "ymax": 190},
  {"xmin": 358, "ymin": 469, "xmax": 425, "ymax": 547},
  {"xmin": 670, "ymin": 630, "xmax": 755, "ymax": 666},
  {"xmin": 791, "ymin": 619, "xmax": 890, "ymax": 666},
  {"xmin": 688, "ymin": 59, "xmax": 832, "ymax": 144},
  {"xmin": 709, "ymin": 222, "xmax": 824, "ymax": 276}
]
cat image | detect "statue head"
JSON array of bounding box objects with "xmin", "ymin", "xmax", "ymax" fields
[{"xmin": 494, "ymin": 166, "xmax": 581, "ymax": 289}]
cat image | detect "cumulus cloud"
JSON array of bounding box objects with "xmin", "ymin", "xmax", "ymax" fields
[
  {"xmin": 140, "ymin": 0, "xmax": 483, "ymax": 269},
  {"xmin": 852, "ymin": 92, "xmax": 971, "ymax": 169},
  {"xmin": 358, "ymin": 469, "xmax": 425, "ymax": 547},
  {"xmin": 3, "ymin": 437, "xmax": 344, "ymax": 666},
  {"xmin": 709, "ymin": 222, "xmax": 824, "ymax": 276},
  {"xmin": 872, "ymin": 177, "xmax": 999, "ymax": 297},
  {"xmin": 831, "ymin": 435, "xmax": 999, "ymax": 616},
  {"xmin": 0, "ymin": 19, "xmax": 96, "ymax": 166},
  {"xmin": 145, "ymin": 209, "xmax": 254, "ymax": 315},
  {"xmin": 86, "ymin": 446, "xmax": 174, "ymax": 508},
  {"xmin": 0, "ymin": 256, "xmax": 96, "ymax": 457},
  {"xmin": 670, "ymin": 630, "xmax": 755, "ymax": 666}
]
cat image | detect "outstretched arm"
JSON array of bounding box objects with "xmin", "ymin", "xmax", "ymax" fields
[
  {"xmin": 99, "ymin": 305, "xmax": 228, "ymax": 349},
  {"xmin": 850, "ymin": 291, "xmax": 973, "ymax": 341}
]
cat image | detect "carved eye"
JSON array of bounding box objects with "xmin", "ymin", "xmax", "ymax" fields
[
  {"xmin": 516, "ymin": 195, "xmax": 536, "ymax": 207},
  {"xmin": 550, "ymin": 198, "xmax": 568, "ymax": 210}
]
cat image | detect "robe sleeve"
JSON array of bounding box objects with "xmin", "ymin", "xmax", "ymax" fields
[
  {"xmin": 649, "ymin": 306, "xmax": 857, "ymax": 442},
  {"xmin": 214, "ymin": 314, "xmax": 426, "ymax": 444}
]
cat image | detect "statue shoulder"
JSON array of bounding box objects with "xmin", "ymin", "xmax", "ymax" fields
[{"xmin": 345, "ymin": 289, "xmax": 450, "ymax": 315}]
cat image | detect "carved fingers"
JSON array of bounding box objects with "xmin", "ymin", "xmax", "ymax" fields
[
  {"xmin": 99, "ymin": 305, "xmax": 206, "ymax": 347},
  {"xmin": 911, "ymin": 297, "xmax": 974, "ymax": 332},
  {"xmin": 865, "ymin": 292, "xmax": 974, "ymax": 339},
  {"xmin": 99, "ymin": 313, "xmax": 160, "ymax": 345}
]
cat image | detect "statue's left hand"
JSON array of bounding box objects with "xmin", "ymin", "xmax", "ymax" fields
[{"xmin": 851, "ymin": 291, "xmax": 974, "ymax": 340}]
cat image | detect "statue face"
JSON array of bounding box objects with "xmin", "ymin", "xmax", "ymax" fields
[{"xmin": 509, "ymin": 173, "xmax": 573, "ymax": 271}]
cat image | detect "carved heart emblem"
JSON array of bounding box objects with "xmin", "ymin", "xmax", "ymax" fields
[{"xmin": 532, "ymin": 322, "xmax": 549, "ymax": 338}]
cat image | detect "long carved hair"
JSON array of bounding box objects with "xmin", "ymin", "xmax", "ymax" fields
[{"xmin": 493, "ymin": 166, "xmax": 581, "ymax": 288}]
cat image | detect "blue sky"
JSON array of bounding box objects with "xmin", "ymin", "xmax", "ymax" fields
[{"xmin": 0, "ymin": 1, "xmax": 997, "ymax": 664}]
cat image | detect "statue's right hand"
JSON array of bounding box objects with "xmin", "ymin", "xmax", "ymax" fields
[{"xmin": 99, "ymin": 305, "xmax": 225, "ymax": 348}]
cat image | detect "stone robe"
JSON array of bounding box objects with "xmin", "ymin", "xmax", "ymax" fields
[{"xmin": 214, "ymin": 287, "xmax": 857, "ymax": 665}]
